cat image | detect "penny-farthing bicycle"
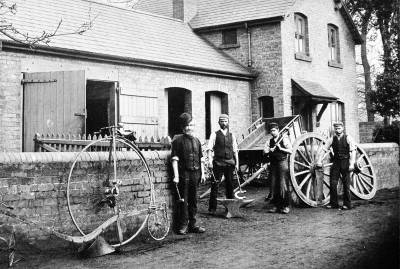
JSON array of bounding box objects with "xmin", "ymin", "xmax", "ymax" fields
[{"xmin": 67, "ymin": 126, "xmax": 169, "ymax": 248}]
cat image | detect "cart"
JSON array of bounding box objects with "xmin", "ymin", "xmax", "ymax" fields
[{"xmin": 237, "ymin": 115, "xmax": 377, "ymax": 207}]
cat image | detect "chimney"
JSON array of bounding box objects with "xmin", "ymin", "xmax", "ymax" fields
[{"xmin": 173, "ymin": 0, "xmax": 197, "ymax": 22}]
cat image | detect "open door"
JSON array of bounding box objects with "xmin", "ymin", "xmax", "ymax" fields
[{"xmin": 23, "ymin": 70, "xmax": 86, "ymax": 151}]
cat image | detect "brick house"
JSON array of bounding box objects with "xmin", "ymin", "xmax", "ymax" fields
[{"xmin": 0, "ymin": 0, "xmax": 361, "ymax": 152}]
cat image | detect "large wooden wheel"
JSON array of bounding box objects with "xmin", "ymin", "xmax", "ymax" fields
[
  {"xmin": 289, "ymin": 133, "xmax": 331, "ymax": 207},
  {"xmin": 349, "ymin": 145, "xmax": 377, "ymax": 199}
]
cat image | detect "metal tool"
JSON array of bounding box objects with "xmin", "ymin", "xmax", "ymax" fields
[{"xmin": 175, "ymin": 183, "xmax": 184, "ymax": 203}]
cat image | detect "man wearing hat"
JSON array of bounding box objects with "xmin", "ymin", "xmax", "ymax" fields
[
  {"xmin": 318, "ymin": 121, "xmax": 356, "ymax": 210},
  {"xmin": 207, "ymin": 114, "xmax": 239, "ymax": 215},
  {"xmin": 171, "ymin": 112, "xmax": 206, "ymax": 234},
  {"xmin": 263, "ymin": 122, "xmax": 292, "ymax": 214}
]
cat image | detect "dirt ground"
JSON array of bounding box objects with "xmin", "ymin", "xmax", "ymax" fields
[{"xmin": 4, "ymin": 186, "xmax": 399, "ymax": 269}]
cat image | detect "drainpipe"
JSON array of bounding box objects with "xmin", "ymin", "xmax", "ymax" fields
[{"xmin": 245, "ymin": 23, "xmax": 252, "ymax": 67}]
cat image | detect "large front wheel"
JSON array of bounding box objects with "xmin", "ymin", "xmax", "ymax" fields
[{"xmin": 67, "ymin": 137, "xmax": 152, "ymax": 248}]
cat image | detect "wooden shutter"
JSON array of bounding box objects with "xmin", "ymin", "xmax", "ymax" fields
[
  {"xmin": 23, "ymin": 70, "xmax": 86, "ymax": 152},
  {"xmin": 119, "ymin": 89, "xmax": 158, "ymax": 139}
]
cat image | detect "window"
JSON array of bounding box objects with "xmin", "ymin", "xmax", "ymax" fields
[
  {"xmin": 222, "ymin": 29, "xmax": 237, "ymax": 46},
  {"xmin": 328, "ymin": 24, "xmax": 340, "ymax": 63},
  {"xmin": 294, "ymin": 13, "xmax": 309, "ymax": 55},
  {"xmin": 258, "ymin": 96, "xmax": 274, "ymax": 118}
]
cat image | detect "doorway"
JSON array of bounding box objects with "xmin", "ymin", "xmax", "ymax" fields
[
  {"xmin": 167, "ymin": 88, "xmax": 192, "ymax": 138},
  {"xmin": 258, "ymin": 96, "xmax": 274, "ymax": 118},
  {"xmin": 205, "ymin": 91, "xmax": 228, "ymax": 138},
  {"xmin": 86, "ymin": 80, "xmax": 116, "ymax": 136}
]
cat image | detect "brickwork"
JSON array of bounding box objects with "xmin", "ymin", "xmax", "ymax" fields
[
  {"xmin": 360, "ymin": 143, "xmax": 399, "ymax": 190},
  {"xmin": 0, "ymin": 150, "xmax": 172, "ymax": 246},
  {"xmin": 281, "ymin": 0, "xmax": 359, "ymax": 140},
  {"xmin": 0, "ymin": 51, "xmax": 252, "ymax": 152},
  {"xmin": 200, "ymin": 23, "xmax": 283, "ymax": 121},
  {"xmin": 359, "ymin": 121, "xmax": 382, "ymax": 143}
]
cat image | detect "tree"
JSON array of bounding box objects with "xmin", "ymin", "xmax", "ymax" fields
[
  {"xmin": 0, "ymin": 0, "xmax": 95, "ymax": 46},
  {"xmin": 346, "ymin": 0, "xmax": 377, "ymax": 121},
  {"xmin": 346, "ymin": 0, "xmax": 399, "ymax": 123}
]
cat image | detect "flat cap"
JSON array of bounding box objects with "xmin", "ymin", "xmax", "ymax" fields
[
  {"xmin": 269, "ymin": 122, "xmax": 279, "ymax": 130},
  {"xmin": 179, "ymin": 112, "xmax": 192, "ymax": 127},
  {"xmin": 333, "ymin": 121, "xmax": 344, "ymax": 127},
  {"xmin": 219, "ymin": 114, "xmax": 229, "ymax": 121}
]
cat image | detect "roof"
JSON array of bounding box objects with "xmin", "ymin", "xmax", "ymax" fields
[
  {"xmin": 1, "ymin": 0, "xmax": 253, "ymax": 78},
  {"xmin": 190, "ymin": 0, "xmax": 291, "ymax": 29},
  {"xmin": 134, "ymin": 0, "xmax": 173, "ymax": 18},
  {"xmin": 292, "ymin": 79, "xmax": 338, "ymax": 102}
]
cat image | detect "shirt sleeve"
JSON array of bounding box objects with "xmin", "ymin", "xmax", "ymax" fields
[
  {"xmin": 263, "ymin": 139, "xmax": 270, "ymax": 153},
  {"xmin": 346, "ymin": 135, "xmax": 357, "ymax": 151},
  {"xmin": 170, "ymin": 137, "xmax": 180, "ymax": 161},
  {"xmin": 198, "ymin": 138, "xmax": 203, "ymax": 158},
  {"xmin": 282, "ymin": 136, "xmax": 292, "ymax": 150},
  {"xmin": 207, "ymin": 132, "xmax": 216, "ymax": 152}
]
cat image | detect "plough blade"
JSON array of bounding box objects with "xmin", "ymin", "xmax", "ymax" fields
[{"xmin": 78, "ymin": 236, "xmax": 115, "ymax": 258}]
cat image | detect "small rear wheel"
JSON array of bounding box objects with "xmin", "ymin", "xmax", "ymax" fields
[{"xmin": 147, "ymin": 203, "xmax": 170, "ymax": 241}]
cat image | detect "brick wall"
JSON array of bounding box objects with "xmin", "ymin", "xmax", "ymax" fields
[
  {"xmin": 0, "ymin": 151, "xmax": 172, "ymax": 248},
  {"xmin": 200, "ymin": 23, "xmax": 283, "ymax": 122},
  {"xmin": 360, "ymin": 143, "xmax": 399, "ymax": 190},
  {"xmin": 0, "ymin": 51, "xmax": 252, "ymax": 152},
  {"xmin": 359, "ymin": 121, "xmax": 382, "ymax": 143}
]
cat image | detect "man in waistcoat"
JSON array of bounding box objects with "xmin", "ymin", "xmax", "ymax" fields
[
  {"xmin": 263, "ymin": 122, "xmax": 292, "ymax": 214},
  {"xmin": 318, "ymin": 122, "xmax": 356, "ymax": 210},
  {"xmin": 171, "ymin": 113, "xmax": 206, "ymax": 235},
  {"xmin": 207, "ymin": 114, "xmax": 239, "ymax": 215}
]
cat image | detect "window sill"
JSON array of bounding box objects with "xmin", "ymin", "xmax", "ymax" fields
[
  {"xmin": 295, "ymin": 53, "xmax": 312, "ymax": 62},
  {"xmin": 328, "ymin": 60, "xmax": 343, "ymax": 69},
  {"xmin": 219, "ymin": 43, "xmax": 240, "ymax": 49}
]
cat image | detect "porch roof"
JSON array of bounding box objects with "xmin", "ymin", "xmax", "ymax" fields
[
  {"xmin": 1, "ymin": 0, "xmax": 253, "ymax": 79},
  {"xmin": 291, "ymin": 79, "xmax": 338, "ymax": 102}
]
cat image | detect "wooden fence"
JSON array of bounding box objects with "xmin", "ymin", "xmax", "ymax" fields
[{"xmin": 33, "ymin": 133, "xmax": 171, "ymax": 152}]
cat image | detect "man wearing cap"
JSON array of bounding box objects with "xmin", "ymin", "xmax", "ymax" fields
[
  {"xmin": 171, "ymin": 113, "xmax": 206, "ymax": 234},
  {"xmin": 318, "ymin": 122, "xmax": 356, "ymax": 210},
  {"xmin": 263, "ymin": 122, "xmax": 292, "ymax": 214},
  {"xmin": 207, "ymin": 114, "xmax": 239, "ymax": 215}
]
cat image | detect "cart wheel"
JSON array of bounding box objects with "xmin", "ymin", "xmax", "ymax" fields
[
  {"xmin": 289, "ymin": 133, "xmax": 330, "ymax": 207},
  {"xmin": 349, "ymin": 145, "xmax": 377, "ymax": 199}
]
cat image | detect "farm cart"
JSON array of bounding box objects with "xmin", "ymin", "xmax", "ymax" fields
[{"xmin": 236, "ymin": 115, "xmax": 377, "ymax": 207}]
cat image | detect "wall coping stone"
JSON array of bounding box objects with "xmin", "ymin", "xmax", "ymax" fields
[
  {"xmin": 360, "ymin": 143, "xmax": 399, "ymax": 150},
  {"xmin": 0, "ymin": 150, "xmax": 171, "ymax": 164}
]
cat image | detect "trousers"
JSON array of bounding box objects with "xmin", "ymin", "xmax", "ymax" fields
[
  {"xmin": 270, "ymin": 159, "xmax": 290, "ymax": 208},
  {"xmin": 209, "ymin": 163, "xmax": 234, "ymax": 211},
  {"xmin": 330, "ymin": 158, "xmax": 351, "ymax": 208},
  {"xmin": 177, "ymin": 169, "xmax": 201, "ymax": 229}
]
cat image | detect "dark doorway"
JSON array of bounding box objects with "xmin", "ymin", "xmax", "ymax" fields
[
  {"xmin": 292, "ymin": 98, "xmax": 313, "ymax": 132},
  {"xmin": 167, "ymin": 88, "xmax": 192, "ymax": 138},
  {"xmin": 205, "ymin": 91, "xmax": 228, "ymax": 138},
  {"xmin": 259, "ymin": 96, "xmax": 274, "ymax": 118},
  {"xmin": 86, "ymin": 80, "xmax": 116, "ymax": 136}
]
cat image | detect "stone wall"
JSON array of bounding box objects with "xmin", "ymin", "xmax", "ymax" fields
[
  {"xmin": 0, "ymin": 150, "xmax": 172, "ymax": 247},
  {"xmin": 360, "ymin": 143, "xmax": 399, "ymax": 190}
]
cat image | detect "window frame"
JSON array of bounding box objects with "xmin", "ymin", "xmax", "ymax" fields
[
  {"xmin": 221, "ymin": 28, "xmax": 238, "ymax": 47},
  {"xmin": 294, "ymin": 13, "xmax": 309, "ymax": 55},
  {"xmin": 327, "ymin": 24, "xmax": 342, "ymax": 67}
]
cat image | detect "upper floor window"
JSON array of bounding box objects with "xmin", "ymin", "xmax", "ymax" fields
[
  {"xmin": 222, "ymin": 29, "xmax": 237, "ymax": 46},
  {"xmin": 294, "ymin": 13, "xmax": 309, "ymax": 56},
  {"xmin": 328, "ymin": 24, "xmax": 340, "ymax": 63}
]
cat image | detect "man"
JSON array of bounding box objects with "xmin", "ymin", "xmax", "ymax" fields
[
  {"xmin": 318, "ymin": 122, "xmax": 356, "ymax": 210},
  {"xmin": 263, "ymin": 122, "xmax": 292, "ymax": 214},
  {"xmin": 207, "ymin": 114, "xmax": 239, "ymax": 215},
  {"xmin": 171, "ymin": 113, "xmax": 206, "ymax": 234}
]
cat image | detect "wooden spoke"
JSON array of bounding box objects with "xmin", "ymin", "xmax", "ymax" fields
[
  {"xmin": 357, "ymin": 154, "xmax": 366, "ymax": 163},
  {"xmin": 309, "ymin": 137, "xmax": 315, "ymax": 162},
  {"xmin": 358, "ymin": 174, "xmax": 374, "ymax": 189},
  {"xmin": 299, "ymin": 174, "xmax": 311, "ymax": 189},
  {"xmin": 323, "ymin": 162, "xmax": 333, "ymax": 168},
  {"xmin": 357, "ymin": 174, "xmax": 370, "ymax": 193},
  {"xmin": 295, "ymin": 170, "xmax": 310, "ymax": 177},
  {"xmin": 305, "ymin": 178, "xmax": 312, "ymax": 198},
  {"xmin": 354, "ymin": 174, "xmax": 363, "ymax": 194},
  {"xmin": 297, "ymin": 149, "xmax": 311, "ymax": 165},
  {"xmin": 302, "ymin": 140, "xmax": 312, "ymax": 163},
  {"xmin": 360, "ymin": 164, "xmax": 372, "ymax": 170},
  {"xmin": 294, "ymin": 160, "xmax": 310, "ymax": 169},
  {"xmin": 323, "ymin": 178, "xmax": 330, "ymax": 188},
  {"xmin": 360, "ymin": 171, "xmax": 373, "ymax": 179}
]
